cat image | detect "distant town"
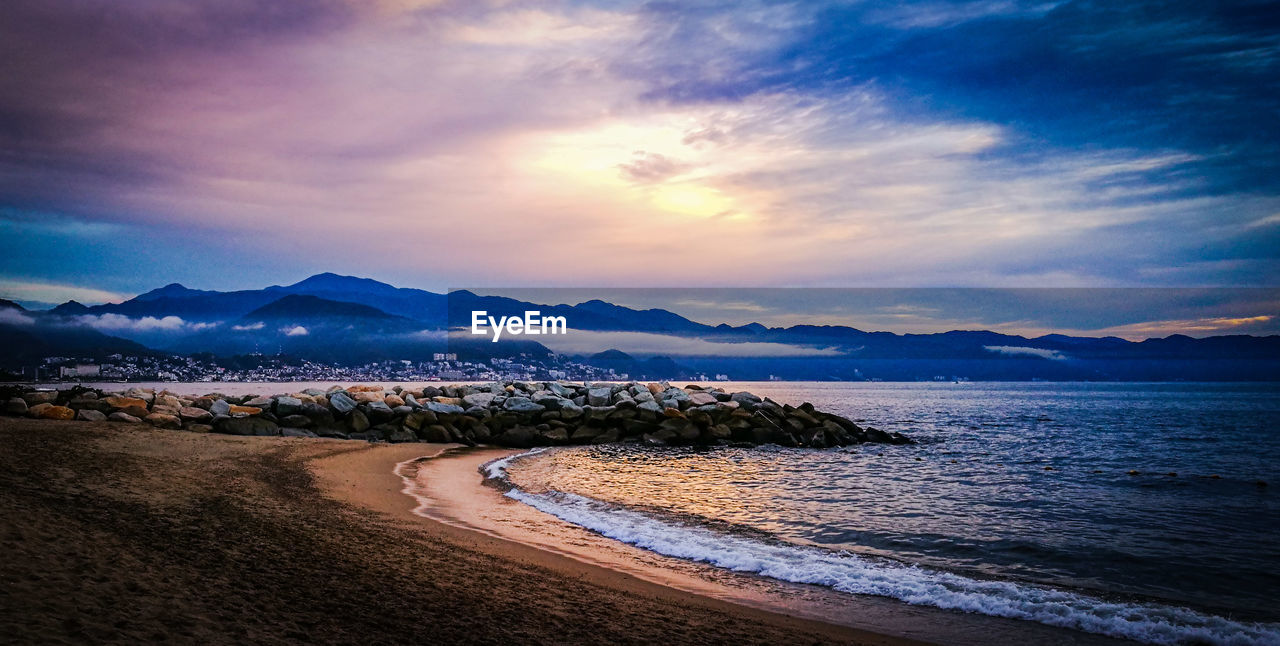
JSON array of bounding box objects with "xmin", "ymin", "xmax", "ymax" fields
[{"xmin": 9, "ymin": 353, "xmax": 739, "ymax": 384}]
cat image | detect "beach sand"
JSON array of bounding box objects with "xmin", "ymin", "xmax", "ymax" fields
[{"xmin": 0, "ymin": 418, "xmax": 918, "ymax": 645}]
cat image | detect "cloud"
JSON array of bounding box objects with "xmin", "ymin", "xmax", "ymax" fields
[
  {"xmin": 0, "ymin": 308, "xmax": 35, "ymax": 326},
  {"xmin": 502, "ymin": 329, "xmax": 841, "ymax": 357},
  {"xmin": 74, "ymin": 314, "xmax": 219, "ymax": 332},
  {"xmin": 985, "ymin": 345, "xmax": 1067, "ymax": 360},
  {"xmin": 232, "ymin": 322, "xmax": 265, "ymax": 331},
  {"xmin": 0, "ymin": 278, "xmax": 128, "ymax": 306},
  {"xmin": 284, "ymin": 325, "xmax": 309, "ymax": 336},
  {"xmin": 0, "ymin": 0, "xmax": 1275, "ymax": 292}
]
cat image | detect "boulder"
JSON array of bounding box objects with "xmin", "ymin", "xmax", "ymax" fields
[
  {"xmin": 419, "ymin": 425, "xmax": 452, "ymax": 443},
  {"xmin": 281, "ymin": 427, "xmax": 318, "ymax": 438},
  {"xmin": 275, "ymin": 396, "xmax": 303, "ymax": 416},
  {"xmin": 243, "ymin": 396, "xmax": 273, "ymax": 408},
  {"xmin": 503, "ymin": 397, "xmax": 545, "ymax": 413},
  {"xmin": 687, "ymin": 392, "xmax": 718, "ymax": 406},
  {"xmin": 279, "ymin": 414, "xmax": 312, "ymax": 428},
  {"xmin": 144, "ymin": 413, "xmax": 182, "ymax": 429},
  {"xmin": 22, "ymin": 391, "xmax": 58, "ymax": 406},
  {"xmin": 329, "ymin": 391, "xmax": 358, "ymax": 414},
  {"xmin": 35, "ymin": 405, "xmax": 75, "ymax": 420},
  {"xmin": 103, "ymin": 396, "xmax": 149, "ymax": 411},
  {"xmin": 209, "ymin": 399, "xmax": 232, "ymax": 416},
  {"xmin": 352, "ymin": 391, "xmax": 383, "ymax": 404},
  {"xmin": 462, "ymin": 392, "xmax": 495, "ymax": 408},
  {"xmin": 363, "ymin": 401, "xmax": 395, "ymax": 424},
  {"xmin": 179, "ymin": 407, "xmax": 213, "ymax": 423},
  {"xmin": 587, "ymin": 388, "xmax": 611, "ymax": 407},
  {"xmin": 228, "ymin": 405, "xmax": 261, "ymax": 417},
  {"xmin": 495, "ymin": 426, "xmax": 537, "ymax": 448},
  {"xmin": 154, "ymin": 394, "xmax": 183, "ymax": 410},
  {"xmin": 5, "ymin": 398, "xmax": 28, "ymax": 416},
  {"xmin": 216, "ymin": 416, "xmax": 279, "ymax": 436},
  {"xmin": 185, "ymin": 424, "xmax": 213, "ymax": 434},
  {"xmin": 108, "ymin": 412, "xmax": 142, "ymax": 423},
  {"xmin": 425, "ymin": 401, "xmax": 465, "ymax": 415},
  {"xmin": 383, "ymin": 394, "xmax": 405, "ymax": 408},
  {"xmin": 347, "ymin": 410, "xmax": 370, "ymax": 433},
  {"xmin": 76, "ymin": 409, "xmax": 107, "ymax": 422}
]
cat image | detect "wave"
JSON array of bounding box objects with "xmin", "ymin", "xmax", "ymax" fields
[{"xmin": 485, "ymin": 450, "xmax": 1280, "ymax": 646}]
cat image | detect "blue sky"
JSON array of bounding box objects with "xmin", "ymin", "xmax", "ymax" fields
[{"xmin": 1, "ymin": 0, "xmax": 1277, "ymax": 313}]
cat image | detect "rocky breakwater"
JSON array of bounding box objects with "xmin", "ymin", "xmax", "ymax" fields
[{"xmin": 0, "ymin": 382, "xmax": 911, "ymax": 449}]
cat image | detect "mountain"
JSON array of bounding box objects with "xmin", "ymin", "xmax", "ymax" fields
[
  {"xmin": 242, "ymin": 294, "xmax": 399, "ymax": 321},
  {"xmin": 0, "ymin": 299, "xmax": 22, "ymax": 311},
  {"xmin": 8, "ymin": 272, "xmax": 1277, "ymax": 379},
  {"xmin": 49, "ymin": 300, "xmax": 90, "ymax": 316}
]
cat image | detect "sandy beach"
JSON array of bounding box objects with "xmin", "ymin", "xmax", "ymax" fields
[{"xmin": 0, "ymin": 418, "xmax": 917, "ymax": 645}]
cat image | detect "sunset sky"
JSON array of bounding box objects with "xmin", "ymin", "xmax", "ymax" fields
[{"xmin": 2, "ymin": 1, "xmax": 1277, "ymax": 319}]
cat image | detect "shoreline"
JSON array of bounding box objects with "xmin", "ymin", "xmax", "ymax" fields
[
  {"xmin": 313, "ymin": 441, "xmax": 1128, "ymax": 646},
  {"xmin": 0, "ymin": 417, "xmax": 918, "ymax": 644},
  {"xmin": 307, "ymin": 439, "xmax": 921, "ymax": 645}
]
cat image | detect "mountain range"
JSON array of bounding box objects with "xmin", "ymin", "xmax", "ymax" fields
[{"xmin": 2, "ymin": 273, "xmax": 1278, "ymax": 380}]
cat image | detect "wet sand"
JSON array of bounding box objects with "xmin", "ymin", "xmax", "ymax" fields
[{"xmin": 0, "ymin": 418, "xmax": 916, "ymax": 645}]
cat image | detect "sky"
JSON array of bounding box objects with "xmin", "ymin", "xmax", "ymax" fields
[{"xmin": 1, "ymin": 1, "xmax": 1278, "ymax": 314}]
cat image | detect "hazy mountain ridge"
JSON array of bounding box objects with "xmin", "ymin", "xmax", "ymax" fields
[{"xmin": 3, "ymin": 273, "xmax": 1277, "ymax": 378}]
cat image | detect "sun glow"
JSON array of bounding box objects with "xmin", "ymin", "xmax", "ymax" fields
[{"xmin": 650, "ymin": 184, "xmax": 733, "ymax": 218}]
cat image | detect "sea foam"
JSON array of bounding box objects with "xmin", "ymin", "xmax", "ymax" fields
[{"xmin": 485, "ymin": 450, "xmax": 1280, "ymax": 646}]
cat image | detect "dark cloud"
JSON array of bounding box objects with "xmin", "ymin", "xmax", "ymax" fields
[{"xmin": 630, "ymin": 0, "xmax": 1280, "ymax": 195}]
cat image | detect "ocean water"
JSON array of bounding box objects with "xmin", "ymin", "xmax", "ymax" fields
[{"xmin": 493, "ymin": 382, "xmax": 1280, "ymax": 646}]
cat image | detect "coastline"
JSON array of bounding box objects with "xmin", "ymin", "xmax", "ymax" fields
[
  {"xmin": 0, "ymin": 417, "xmax": 916, "ymax": 645},
  {"xmin": 307, "ymin": 439, "xmax": 922, "ymax": 645},
  {"xmin": 313, "ymin": 441, "xmax": 1129, "ymax": 646}
]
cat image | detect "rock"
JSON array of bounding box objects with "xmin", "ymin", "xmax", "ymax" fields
[
  {"xmin": 34, "ymin": 405, "xmax": 75, "ymax": 420},
  {"xmin": 382, "ymin": 427, "xmax": 417, "ymax": 443},
  {"xmin": 22, "ymin": 391, "xmax": 57, "ymax": 406},
  {"xmin": 76, "ymin": 409, "xmax": 107, "ymax": 422},
  {"xmin": 462, "ymin": 392, "xmax": 496, "ymax": 408},
  {"xmin": 587, "ymin": 388, "xmax": 611, "ymax": 407},
  {"xmin": 103, "ymin": 396, "xmax": 149, "ymax": 411},
  {"xmin": 228, "ymin": 405, "xmax": 262, "ymax": 417},
  {"xmin": 687, "ymin": 392, "xmax": 718, "ymax": 406},
  {"xmin": 209, "ymin": 399, "xmax": 232, "ymax": 416},
  {"xmin": 27, "ymin": 403, "xmax": 51, "ymax": 418},
  {"xmin": 419, "ymin": 425, "xmax": 452, "ymax": 443},
  {"xmin": 154, "ymin": 394, "xmax": 183, "ymax": 410},
  {"xmin": 403, "ymin": 410, "xmax": 437, "ymax": 431},
  {"xmin": 108, "ymin": 412, "xmax": 142, "ymax": 423},
  {"xmin": 347, "ymin": 410, "xmax": 370, "ymax": 433},
  {"xmin": 541, "ymin": 427, "xmax": 570, "ymax": 444},
  {"xmin": 425, "ymin": 401, "xmax": 465, "ymax": 415},
  {"xmin": 496, "ymin": 426, "xmax": 537, "ymax": 448},
  {"xmin": 383, "ymin": 394, "xmax": 405, "ymax": 408},
  {"xmin": 5, "ymin": 398, "xmax": 28, "ymax": 416},
  {"xmin": 275, "ymin": 396, "xmax": 303, "ymax": 416},
  {"xmin": 329, "ymin": 391, "xmax": 358, "ymax": 414},
  {"xmin": 281, "ymin": 427, "xmax": 318, "ymax": 438},
  {"xmin": 503, "ymin": 397, "xmax": 545, "ymax": 413},
  {"xmin": 185, "ymin": 424, "xmax": 213, "ymax": 434},
  {"xmin": 352, "ymin": 391, "xmax": 383, "ymax": 404},
  {"xmin": 363, "ymin": 401, "xmax": 395, "ymax": 424},
  {"xmin": 243, "ymin": 395, "xmax": 273, "ymax": 408},
  {"xmin": 144, "ymin": 413, "xmax": 182, "ymax": 429},
  {"xmin": 216, "ymin": 417, "xmax": 279, "ymax": 436},
  {"xmin": 280, "ymin": 414, "xmax": 312, "ymax": 428},
  {"xmin": 590, "ymin": 429, "xmax": 621, "ymax": 444},
  {"xmin": 558, "ymin": 402, "xmax": 584, "ymax": 419},
  {"xmin": 179, "ymin": 407, "xmax": 213, "ymax": 423}
]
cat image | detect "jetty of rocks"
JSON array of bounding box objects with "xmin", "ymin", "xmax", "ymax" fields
[{"xmin": 1, "ymin": 382, "xmax": 911, "ymax": 449}]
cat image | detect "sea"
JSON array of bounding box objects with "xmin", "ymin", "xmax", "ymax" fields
[
  {"xmin": 488, "ymin": 382, "xmax": 1280, "ymax": 646},
  {"xmin": 58, "ymin": 380, "xmax": 1280, "ymax": 644}
]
